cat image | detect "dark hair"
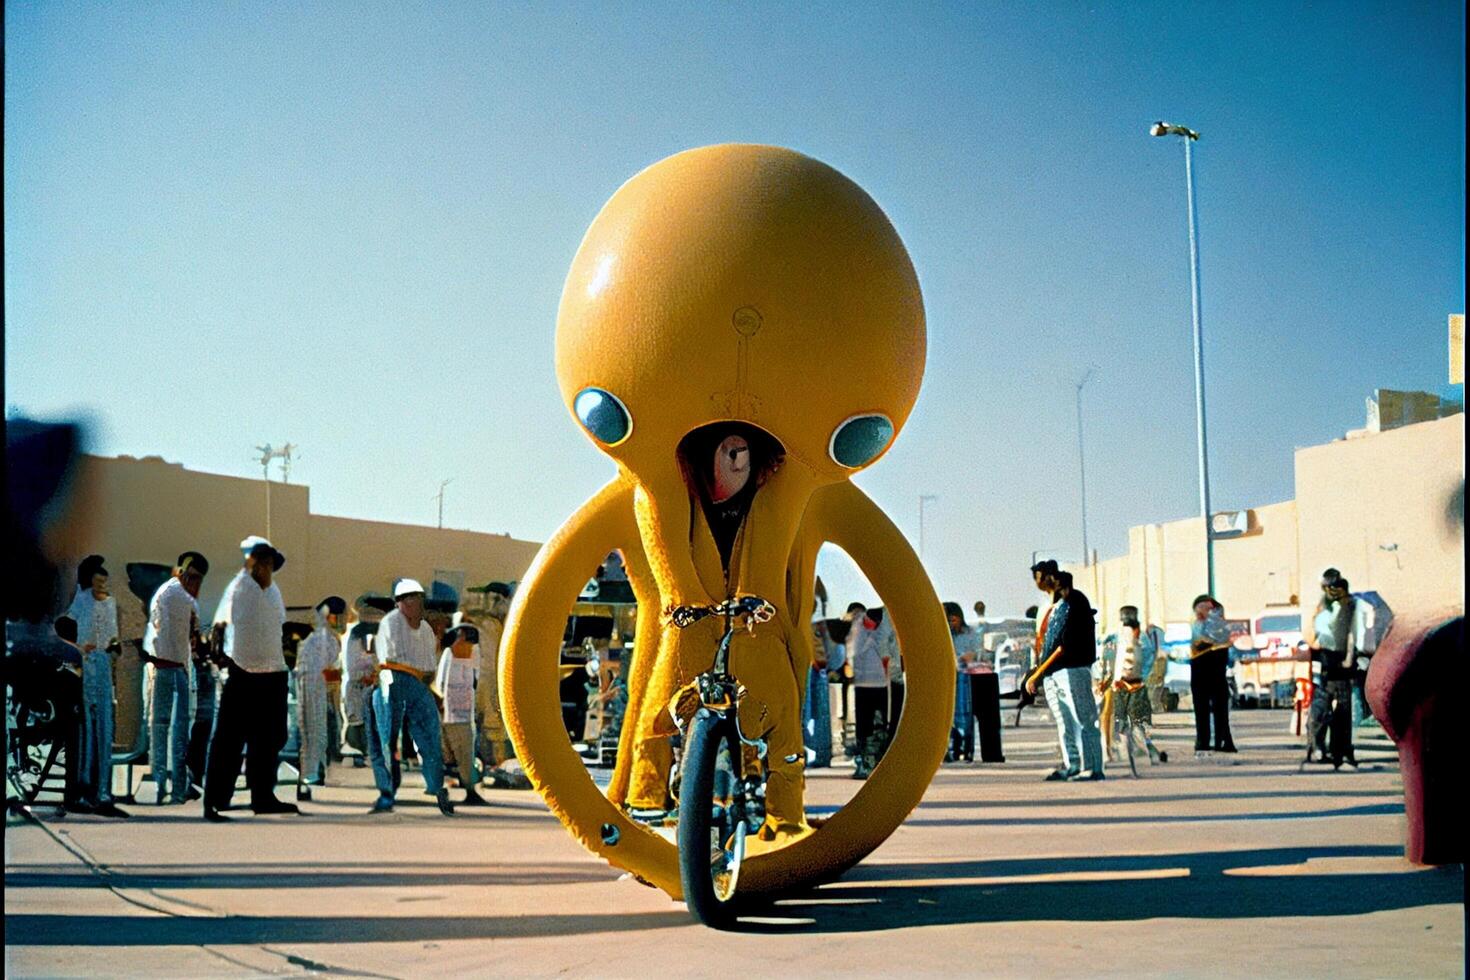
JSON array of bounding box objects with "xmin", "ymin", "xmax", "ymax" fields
[
  {"xmin": 1120, "ymin": 614, "xmax": 1141, "ymax": 628},
  {"xmin": 677, "ymin": 422, "xmax": 784, "ymax": 503},
  {"xmin": 942, "ymin": 601, "xmax": 965, "ymax": 624},
  {"xmin": 1335, "ymin": 578, "xmax": 1350, "ymax": 592},
  {"xmin": 1057, "ymin": 571, "xmax": 1073, "ymax": 588},
  {"xmin": 1191, "ymin": 593, "xmax": 1222, "ymax": 612},
  {"xmin": 846, "ymin": 601, "xmax": 867, "ymax": 615},
  {"xmin": 1321, "ymin": 567, "xmax": 1341, "ymax": 582},
  {"xmin": 177, "ymin": 551, "xmax": 209, "ymax": 575},
  {"xmin": 77, "ymin": 555, "xmax": 106, "ymax": 586},
  {"xmin": 1024, "ymin": 605, "xmax": 1039, "ymax": 619},
  {"xmin": 54, "ymin": 616, "xmax": 78, "ymax": 643},
  {"xmin": 1030, "ymin": 559, "xmax": 1059, "ymax": 576}
]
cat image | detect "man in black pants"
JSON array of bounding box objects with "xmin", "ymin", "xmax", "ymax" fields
[
  {"xmin": 1189, "ymin": 594, "xmax": 1237, "ymax": 756},
  {"xmin": 204, "ymin": 536, "xmax": 299, "ymax": 821}
]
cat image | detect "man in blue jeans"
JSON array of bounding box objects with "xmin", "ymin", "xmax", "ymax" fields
[
  {"xmin": 1026, "ymin": 567, "xmax": 1105, "ymax": 781},
  {"xmin": 368, "ymin": 578, "xmax": 454, "ymax": 816},
  {"xmin": 142, "ymin": 551, "xmax": 209, "ymax": 804}
]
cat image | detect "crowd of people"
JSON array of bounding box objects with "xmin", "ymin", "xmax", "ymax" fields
[
  {"xmin": 42, "ymin": 537, "xmax": 500, "ymax": 820},
  {"xmin": 24, "ymin": 537, "xmax": 1383, "ymax": 823}
]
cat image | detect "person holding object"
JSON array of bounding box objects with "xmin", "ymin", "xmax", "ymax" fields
[
  {"xmin": 1189, "ymin": 595, "xmax": 1237, "ymax": 757},
  {"xmin": 142, "ymin": 551, "xmax": 208, "ymax": 804},
  {"xmin": 294, "ymin": 595, "xmax": 344, "ymax": 801},
  {"xmin": 368, "ymin": 578, "xmax": 454, "ymax": 816},
  {"xmin": 204, "ymin": 536, "xmax": 297, "ymax": 821},
  {"xmin": 1308, "ymin": 576, "xmax": 1358, "ymax": 768},
  {"xmin": 1111, "ymin": 609, "xmax": 1167, "ymax": 764},
  {"xmin": 1025, "ymin": 568, "xmax": 1104, "ymax": 781},
  {"xmin": 944, "ymin": 602, "xmax": 983, "ymax": 762},
  {"xmin": 341, "ymin": 595, "xmax": 387, "ymax": 766}
]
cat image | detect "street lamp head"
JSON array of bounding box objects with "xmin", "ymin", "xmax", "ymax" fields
[
  {"xmin": 1150, "ymin": 120, "xmax": 1200, "ymax": 140},
  {"xmin": 1150, "ymin": 121, "xmax": 1169, "ymax": 137}
]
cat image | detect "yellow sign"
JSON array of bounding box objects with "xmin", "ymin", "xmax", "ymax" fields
[{"xmin": 1451, "ymin": 314, "xmax": 1464, "ymax": 385}]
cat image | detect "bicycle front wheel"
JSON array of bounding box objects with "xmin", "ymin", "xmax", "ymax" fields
[{"xmin": 677, "ymin": 709, "xmax": 748, "ymax": 927}]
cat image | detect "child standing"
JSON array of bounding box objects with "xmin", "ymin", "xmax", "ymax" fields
[{"xmin": 434, "ymin": 625, "xmax": 488, "ymax": 806}]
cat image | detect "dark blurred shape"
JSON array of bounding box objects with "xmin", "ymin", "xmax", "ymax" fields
[
  {"xmin": 429, "ymin": 580, "xmax": 460, "ymax": 608},
  {"xmin": 125, "ymin": 562, "xmax": 174, "ymax": 611},
  {"xmin": 4, "ymin": 418, "xmax": 83, "ymax": 622},
  {"xmin": 1366, "ymin": 610, "xmax": 1465, "ymax": 866}
]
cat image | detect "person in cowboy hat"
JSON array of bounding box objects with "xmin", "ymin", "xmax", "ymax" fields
[
  {"xmin": 203, "ymin": 536, "xmax": 299, "ymax": 821},
  {"xmin": 368, "ymin": 578, "xmax": 454, "ymax": 815},
  {"xmin": 142, "ymin": 551, "xmax": 209, "ymax": 804},
  {"xmin": 294, "ymin": 595, "xmax": 345, "ymax": 801}
]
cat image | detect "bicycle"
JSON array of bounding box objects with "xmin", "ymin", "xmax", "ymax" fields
[{"xmin": 668, "ymin": 594, "xmax": 776, "ymax": 927}]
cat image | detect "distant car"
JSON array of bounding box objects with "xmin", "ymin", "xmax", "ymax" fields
[{"xmin": 1251, "ymin": 608, "xmax": 1303, "ymax": 658}]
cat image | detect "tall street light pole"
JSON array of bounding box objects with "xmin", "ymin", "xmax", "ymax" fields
[
  {"xmin": 1074, "ymin": 367, "xmax": 1094, "ymax": 566},
  {"xmin": 1151, "ymin": 120, "xmax": 1215, "ymax": 596},
  {"xmin": 918, "ymin": 494, "xmax": 938, "ymax": 558}
]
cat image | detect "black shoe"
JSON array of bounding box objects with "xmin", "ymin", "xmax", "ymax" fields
[
  {"xmin": 462, "ymin": 790, "xmax": 490, "ymax": 807},
  {"xmin": 1215, "ymin": 744, "xmax": 1238, "ymax": 754},
  {"xmin": 1158, "ymin": 751, "xmax": 1169, "ymax": 763},
  {"xmin": 369, "ymin": 795, "xmax": 394, "ymax": 814},
  {"xmin": 203, "ymin": 807, "xmax": 231, "ymax": 823},
  {"xmin": 436, "ymin": 790, "xmax": 456, "ymax": 816},
  {"xmin": 183, "ymin": 786, "xmax": 202, "ymax": 803},
  {"xmin": 296, "ymin": 786, "xmax": 313, "ymax": 802},
  {"xmin": 1044, "ymin": 768, "xmax": 1077, "ymax": 782},
  {"xmin": 1344, "ymin": 755, "xmax": 1360, "ymax": 768},
  {"xmin": 252, "ymin": 799, "xmax": 301, "ymax": 815},
  {"xmin": 94, "ymin": 802, "xmax": 131, "ymax": 819}
]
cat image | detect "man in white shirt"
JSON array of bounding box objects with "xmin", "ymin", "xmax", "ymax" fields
[
  {"xmin": 369, "ymin": 578, "xmax": 454, "ymax": 815},
  {"xmin": 142, "ymin": 551, "xmax": 208, "ymax": 804},
  {"xmin": 203, "ymin": 536, "xmax": 297, "ymax": 821}
]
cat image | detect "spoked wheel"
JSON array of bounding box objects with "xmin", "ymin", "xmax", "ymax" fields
[
  {"xmin": 7, "ymin": 699, "xmax": 61, "ymax": 805},
  {"xmin": 677, "ymin": 710, "xmax": 749, "ymax": 927}
]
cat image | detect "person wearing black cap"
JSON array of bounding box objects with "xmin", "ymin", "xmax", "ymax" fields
[
  {"xmin": 67, "ymin": 555, "xmax": 128, "ymax": 816},
  {"xmin": 142, "ymin": 551, "xmax": 209, "ymax": 804},
  {"xmin": 294, "ymin": 595, "xmax": 345, "ymax": 801},
  {"xmin": 1189, "ymin": 594, "xmax": 1237, "ymax": 756},
  {"xmin": 204, "ymin": 535, "xmax": 297, "ymax": 820}
]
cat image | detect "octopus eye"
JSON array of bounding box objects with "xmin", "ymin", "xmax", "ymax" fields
[
  {"xmin": 829, "ymin": 413, "xmax": 894, "ymax": 468},
  {"xmin": 573, "ymin": 388, "xmax": 633, "ymax": 446}
]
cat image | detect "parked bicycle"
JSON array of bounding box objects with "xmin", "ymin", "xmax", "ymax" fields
[{"xmin": 668, "ymin": 594, "xmax": 776, "ymax": 927}]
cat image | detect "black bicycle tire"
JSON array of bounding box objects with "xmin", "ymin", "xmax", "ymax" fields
[{"xmin": 677, "ymin": 710, "xmax": 741, "ymax": 927}]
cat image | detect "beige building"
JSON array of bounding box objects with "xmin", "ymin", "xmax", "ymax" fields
[
  {"xmin": 67, "ymin": 453, "xmax": 543, "ymax": 633},
  {"xmin": 1068, "ymin": 413, "xmax": 1464, "ymax": 639}
]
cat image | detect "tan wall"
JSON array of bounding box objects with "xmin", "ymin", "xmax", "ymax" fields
[
  {"xmin": 1069, "ymin": 414, "xmax": 1464, "ymax": 640},
  {"xmin": 64, "ymin": 454, "xmax": 542, "ymax": 626},
  {"xmin": 306, "ymin": 515, "xmax": 543, "ymax": 613},
  {"xmin": 1295, "ymin": 414, "xmax": 1464, "ymax": 623},
  {"xmin": 1070, "ymin": 501, "xmax": 1299, "ymax": 637}
]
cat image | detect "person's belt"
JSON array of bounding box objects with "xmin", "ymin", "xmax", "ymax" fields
[
  {"xmin": 382, "ymin": 662, "xmax": 428, "ymax": 679},
  {"xmin": 153, "ymin": 659, "xmax": 187, "ymax": 670}
]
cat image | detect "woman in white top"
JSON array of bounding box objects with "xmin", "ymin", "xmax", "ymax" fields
[
  {"xmin": 434, "ymin": 625, "xmax": 487, "ymax": 806},
  {"xmin": 68, "ymin": 555, "xmax": 125, "ymax": 816}
]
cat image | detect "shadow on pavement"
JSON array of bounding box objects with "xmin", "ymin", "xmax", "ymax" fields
[
  {"xmin": 905, "ymin": 802, "xmax": 1405, "ymax": 827},
  {"xmin": 5, "ymin": 863, "xmax": 619, "ymax": 890},
  {"xmin": 736, "ymin": 844, "xmax": 1463, "ymax": 933},
  {"xmin": 914, "ymin": 789, "xmax": 1400, "ymax": 810},
  {"xmin": 4, "ymin": 911, "xmax": 690, "ymax": 946}
]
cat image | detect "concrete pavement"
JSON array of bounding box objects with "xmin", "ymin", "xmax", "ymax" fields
[{"xmin": 5, "ymin": 709, "xmax": 1463, "ymax": 978}]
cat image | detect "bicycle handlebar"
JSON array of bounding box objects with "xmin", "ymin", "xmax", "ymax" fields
[{"xmin": 671, "ymin": 596, "xmax": 775, "ymax": 629}]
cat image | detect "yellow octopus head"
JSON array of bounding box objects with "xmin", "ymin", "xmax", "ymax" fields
[{"xmin": 555, "ymin": 144, "xmax": 924, "ymax": 483}]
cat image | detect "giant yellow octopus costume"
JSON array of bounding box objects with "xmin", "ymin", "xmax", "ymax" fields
[{"xmin": 499, "ymin": 144, "xmax": 953, "ymax": 899}]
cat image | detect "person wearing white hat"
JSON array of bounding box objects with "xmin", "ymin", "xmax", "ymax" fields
[
  {"xmin": 368, "ymin": 578, "xmax": 454, "ymax": 815},
  {"xmin": 294, "ymin": 596, "xmax": 344, "ymax": 801},
  {"xmin": 204, "ymin": 536, "xmax": 297, "ymax": 821}
]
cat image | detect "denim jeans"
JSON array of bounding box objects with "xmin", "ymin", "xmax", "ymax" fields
[
  {"xmin": 150, "ymin": 666, "xmax": 193, "ymax": 801},
  {"xmin": 370, "ymin": 673, "xmax": 444, "ymax": 797},
  {"xmin": 188, "ymin": 665, "xmax": 218, "ymax": 787},
  {"xmin": 803, "ymin": 666, "xmax": 832, "ymax": 767},
  {"xmin": 78, "ymin": 650, "xmax": 115, "ymax": 805},
  {"xmin": 1043, "ymin": 667, "xmax": 1104, "ymax": 775}
]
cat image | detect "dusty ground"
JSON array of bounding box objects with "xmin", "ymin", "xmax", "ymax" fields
[{"xmin": 5, "ymin": 709, "xmax": 1463, "ymax": 978}]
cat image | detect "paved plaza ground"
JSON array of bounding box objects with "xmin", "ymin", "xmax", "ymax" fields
[{"xmin": 5, "ymin": 708, "xmax": 1463, "ymax": 978}]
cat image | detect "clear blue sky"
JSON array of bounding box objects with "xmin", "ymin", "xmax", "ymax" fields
[{"xmin": 6, "ymin": 1, "xmax": 1464, "ymax": 615}]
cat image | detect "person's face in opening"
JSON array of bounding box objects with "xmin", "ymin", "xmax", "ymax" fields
[
  {"xmin": 947, "ymin": 612, "xmax": 963, "ymax": 633},
  {"xmin": 397, "ymin": 593, "xmax": 424, "ymax": 624},
  {"xmin": 710, "ymin": 434, "xmax": 751, "ymax": 504},
  {"xmin": 179, "ymin": 566, "xmax": 205, "ymax": 599},
  {"xmin": 90, "ymin": 572, "xmax": 109, "ymax": 599},
  {"xmin": 246, "ymin": 550, "xmax": 273, "ymax": 587}
]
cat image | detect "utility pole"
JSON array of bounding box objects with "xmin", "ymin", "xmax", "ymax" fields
[
  {"xmin": 918, "ymin": 494, "xmax": 938, "ymax": 558},
  {"xmin": 435, "ymin": 479, "xmax": 454, "ymax": 529},
  {"xmin": 1074, "ymin": 367, "xmax": 1095, "ymax": 566}
]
